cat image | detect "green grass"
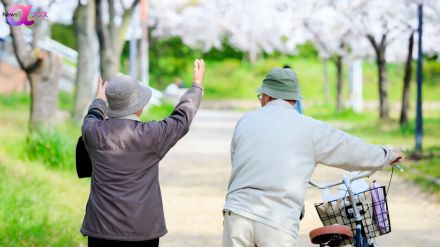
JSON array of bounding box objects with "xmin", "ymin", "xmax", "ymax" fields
[
  {"xmin": 151, "ymin": 56, "xmax": 440, "ymax": 102},
  {"xmin": 0, "ymin": 152, "xmax": 90, "ymax": 246},
  {"xmin": 24, "ymin": 128, "xmax": 77, "ymax": 170},
  {"xmin": 306, "ymin": 104, "xmax": 440, "ymax": 149},
  {"xmin": 403, "ymin": 157, "xmax": 440, "ymax": 196},
  {"xmin": 0, "ymin": 94, "xmax": 87, "ymax": 245}
]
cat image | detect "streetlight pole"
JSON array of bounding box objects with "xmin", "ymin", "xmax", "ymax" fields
[{"xmin": 415, "ymin": 1, "xmax": 424, "ymax": 154}]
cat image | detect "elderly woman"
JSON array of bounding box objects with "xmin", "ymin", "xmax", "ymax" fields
[{"xmin": 80, "ymin": 59, "xmax": 205, "ymax": 246}]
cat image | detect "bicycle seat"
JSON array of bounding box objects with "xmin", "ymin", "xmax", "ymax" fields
[{"xmin": 309, "ymin": 224, "xmax": 352, "ymax": 245}]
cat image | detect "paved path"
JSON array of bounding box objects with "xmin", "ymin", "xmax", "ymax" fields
[{"xmin": 159, "ymin": 110, "xmax": 440, "ymax": 247}]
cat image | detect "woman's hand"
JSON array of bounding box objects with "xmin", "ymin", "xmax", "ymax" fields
[
  {"xmin": 193, "ymin": 59, "xmax": 205, "ymax": 85},
  {"xmin": 96, "ymin": 76, "xmax": 108, "ymax": 101}
]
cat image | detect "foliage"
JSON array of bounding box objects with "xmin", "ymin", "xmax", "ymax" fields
[
  {"xmin": 423, "ymin": 61, "xmax": 440, "ymax": 86},
  {"xmin": 294, "ymin": 42, "xmax": 319, "ymax": 59},
  {"xmin": 51, "ymin": 23, "xmax": 76, "ymax": 49},
  {"xmin": 24, "ymin": 128, "xmax": 75, "ymax": 170},
  {"xmin": 0, "ymin": 93, "xmax": 30, "ymax": 108},
  {"xmin": 140, "ymin": 103, "xmax": 175, "ymax": 122},
  {"xmin": 58, "ymin": 91, "xmax": 74, "ymax": 111}
]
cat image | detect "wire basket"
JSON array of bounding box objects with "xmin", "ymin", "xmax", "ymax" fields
[{"xmin": 314, "ymin": 186, "xmax": 391, "ymax": 246}]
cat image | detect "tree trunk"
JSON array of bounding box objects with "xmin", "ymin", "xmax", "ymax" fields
[
  {"xmin": 100, "ymin": 54, "xmax": 119, "ymax": 80},
  {"xmin": 376, "ymin": 51, "xmax": 389, "ymax": 119},
  {"xmin": 399, "ymin": 32, "xmax": 415, "ymax": 126},
  {"xmin": 96, "ymin": 0, "xmax": 140, "ymax": 81},
  {"xmin": 246, "ymin": 51, "xmax": 258, "ymax": 64},
  {"xmin": 73, "ymin": 0, "xmax": 97, "ymax": 122},
  {"xmin": 367, "ymin": 34, "xmax": 389, "ymax": 119},
  {"xmin": 1, "ymin": 0, "xmax": 62, "ymax": 130},
  {"xmin": 28, "ymin": 51, "xmax": 63, "ymax": 129},
  {"xmin": 335, "ymin": 55, "xmax": 344, "ymax": 112}
]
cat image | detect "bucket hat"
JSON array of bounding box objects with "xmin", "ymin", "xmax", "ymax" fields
[
  {"xmin": 256, "ymin": 68, "xmax": 302, "ymax": 100},
  {"xmin": 105, "ymin": 75, "xmax": 152, "ymax": 118}
]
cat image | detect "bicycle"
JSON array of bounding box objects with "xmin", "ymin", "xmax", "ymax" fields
[{"xmin": 308, "ymin": 166, "xmax": 401, "ymax": 247}]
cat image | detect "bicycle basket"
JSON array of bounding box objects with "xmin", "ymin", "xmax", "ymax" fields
[{"xmin": 314, "ymin": 186, "xmax": 391, "ymax": 246}]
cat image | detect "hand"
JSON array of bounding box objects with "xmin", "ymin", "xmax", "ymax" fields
[
  {"xmin": 96, "ymin": 76, "xmax": 108, "ymax": 101},
  {"xmin": 390, "ymin": 148, "xmax": 404, "ymax": 165},
  {"xmin": 193, "ymin": 59, "xmax": 205, "ymax": 85}
]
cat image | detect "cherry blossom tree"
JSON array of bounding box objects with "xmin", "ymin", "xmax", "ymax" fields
[
  {"xmin": 150, "ymin": 0, "xmax": 225, "ymax": 52},
  {"xmin": 150, "ymin": 0, "xmax": 309, "ymax": 63},
  {"xmin": 303, "ymin": 1, "xmax": 355, "ymax": 111},
  {"xmin": 351, "ymin": 0, "xmax": 414, "ymax": 119},
  {"xmin": 223, "ymin": 0, "xmax": 308, "ymax": 62},
  {"xmin": 424, "ymin": 0, "xmax": 440, "ymax": 58}
]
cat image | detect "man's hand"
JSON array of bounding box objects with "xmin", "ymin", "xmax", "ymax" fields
[
  {"xmin": 390, "ymin": 148, "xmax": 404, "ymax": 165},
  {"xmin": 96, "ymin": 76, "xmax": 107, "ymax": 101},
  {"xmin": 193, "ymin": 59, "xmax": 205, "ymax": 85}
]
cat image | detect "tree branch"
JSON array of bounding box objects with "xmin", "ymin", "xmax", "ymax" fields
[
  {"xmin": 366, "ymin": 34, "xmax": 380, "ymax": 56},
  {"xmin": 108, "ymin": 0, "xmax": 116, "ymax": 39},
  {"xmin": 0, "ymin": 0, "xmax": 40, "ymax": 71},
  {"xmin": 116, "ymin": 0, "xmax": 140, "ymax": 53},
  {"xmin": 303, "ymin": 21, "xmax": 331, "ymax": 58},
  {"xmin": 31, "ymin": 6, "xmax": 45, "ymax": 49},
  {"xmin": 96, "ymin": 0, "xmax": 110, "ymax": 52}
]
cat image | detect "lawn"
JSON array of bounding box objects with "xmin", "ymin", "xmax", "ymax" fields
[{"xmin": 149, "ymin": 56, "xmax": 440, "ymax": 103}]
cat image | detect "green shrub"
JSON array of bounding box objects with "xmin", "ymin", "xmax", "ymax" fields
[
  {"xmin": 140, "ymin": 103, "xmax": 175, "ymax": 121},
  {"xmin": 51, "ymin": 23, "xmax": 76, "ymax": 49},
  {"xmin": 424, "ymin": 61, "xmax": 440, "ymax": 85},
  {"xmin": 24, "ymin": 129, "xmax": 75, "ymax": 170},
  {"xmin": 0, "ymin": 94, "xmax": 30, "ymax": 109},
  {"xmin": 296, "ymin": 41, "xmax": 319, "ymax": 58},
  {"xmin": 58, "ymin": 91, "xmax": 74, "ymax": 111}
]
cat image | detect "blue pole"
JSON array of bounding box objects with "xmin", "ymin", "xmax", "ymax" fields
[
  {"xmin": 415, "ymin": 3, "xmax": 423, "ymax": 153},
  {"xmin": 296, "ymin": 100, "xmax": 303, "ymax": 114}
]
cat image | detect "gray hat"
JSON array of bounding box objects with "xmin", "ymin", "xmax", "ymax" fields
[
  {"xmin": 105, "ymin": 75, "xmax": 152, "ymax": 118},
  {"xmin": 256, "ymin": 68, "xmax": 302, "ymax": 100}
]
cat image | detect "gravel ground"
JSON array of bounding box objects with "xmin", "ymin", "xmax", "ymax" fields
[{"xmin": 158, "ymin": 109, "xmax": 440, "ymax": 247}]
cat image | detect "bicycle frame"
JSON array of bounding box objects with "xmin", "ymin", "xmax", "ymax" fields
[{"xmin": 343, "ymin": 176, "xmax": 367, "ymax": 247}]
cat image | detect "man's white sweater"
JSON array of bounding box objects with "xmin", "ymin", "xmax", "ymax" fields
[{"xmin": 223, "ymin": 99, "xmax": 395, "ymax": 240}]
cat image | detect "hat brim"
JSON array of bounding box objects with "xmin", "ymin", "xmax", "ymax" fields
[{"xmin": 256, "ymin": 86, "xmax": 302, "ymax": 101}]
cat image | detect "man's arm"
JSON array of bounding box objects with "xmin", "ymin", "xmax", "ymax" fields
[{"xmin": 312, "ymin": 121, "xmax": 402, "ymax": 171}]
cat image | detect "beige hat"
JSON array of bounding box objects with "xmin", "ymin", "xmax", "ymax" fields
[{"xmin": 105, "ymin": 75, "xmax": 152, "ymax": 118}]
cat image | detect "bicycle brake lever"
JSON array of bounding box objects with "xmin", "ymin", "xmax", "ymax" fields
[{"xmin": 393, "ymin": 164, "xmax": 404, "ymax": 172}]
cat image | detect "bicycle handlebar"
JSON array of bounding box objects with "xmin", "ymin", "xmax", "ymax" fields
[{"xmin": 308, "ymin": 170, "xmax": 376, "ymax": 189}]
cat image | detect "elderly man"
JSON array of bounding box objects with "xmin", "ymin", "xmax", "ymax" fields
[
  {"xmin": 81, "ymin": 60, "xmax": 205, "ymax": 246},
  {"xmin": 222, "ymin": 68, "xmax": 403, "ymax": 247}
]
